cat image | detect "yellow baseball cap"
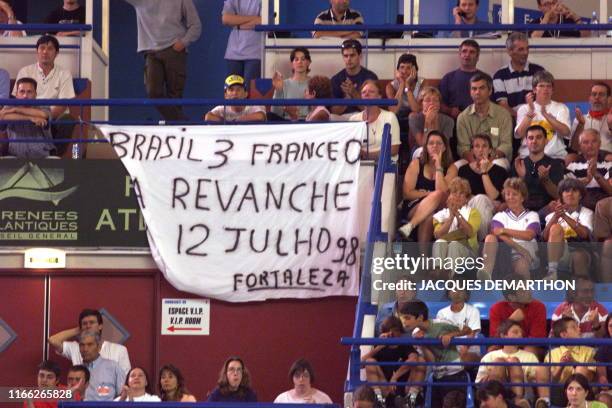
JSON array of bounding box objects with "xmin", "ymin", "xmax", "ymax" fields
[{"xmin": 225, "ymin": 74, "xmax": 245, "ymax": 89}]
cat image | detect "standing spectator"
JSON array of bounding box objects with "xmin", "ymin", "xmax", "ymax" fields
[
  {"xmin": 159, "ymin": 364, "xmax": 197, "ymax": 402},
  {"xmin": 0, "ymin": 1, "xmax": 25, "ymax": 37},
  {"xmin": 45, "ymin": 0, "xmax": 86, "ymax": 36},
  {"xmin": 204, "ymin": 75, "xmax": 266, "ymax": 122},
  {"xmin": 222, "ymin": 0, "xmax": 262, "ymax": 89},
  {"xmin": 0, "ymin": 78, "xmax": 56, "ymax": 158},
  {"xmin": 488, "ymin": 274, "xmax": 547, "ymax": 355},
  {"xmin": 515, "ymin": 70, "xmax": 570, "ymax": 160},
  {"xmin": 534, "ymin": 318, "xmax": 597, "ymax": 408},
  {"xmin": 408, "ymin": 87, "xmax": 454, "ymax": 160},
  {"xmin": 513, "ymin": 125, "xmax": 564, "ymax": 213},
  {"xmin": 476, "ymin": 320, "xmax": 538, "ymax": 405},
  {"xmin": 570, "ymin": 82, "xmax": 611, "ymax": 154},
  {"xmin": 450, "ymin": 0, "xmax": 491, "ymax": 38},
  {"xmin": 386, "ymin": 54, "xmax": 426, "ymax": 117},
  {"xmin": 208, "ymin": 357, "xmax": 257, "ymax": 402},
  {"xmin": 48, "ymin": 308, "xmax": 131, "ymax": 376},
  {"xmin": 399, "ymin": 131, "xmax": 458, "ymax": 255},
  {"xmin": 440, "ymin": 39, "xmax": 485, "ymax": 119},
  {"xmin": 270, "ymin": 47, "xmax": 311, "ymax": 121},
  {"xmin": 0, "ymin": 68, "xmax": 9, "ymax": 100},
  {"xmin": 304, "ymin": 75, "xmax": 332, "ymax": 122},
  {"xmin": 458, "ymin": 133, "xmax": 507, "ymax": 240},
  {"xmin": 274, "ymin": 358, "xmax": 332, "ymax": 403},
  {"xmin": 551, "ymin": 278, "xmax": 607, "ymax": 338},
  {"xmin": 543, "ymin": 179, "xmax": 594, "ymax": 279},
  {"xmin": 565, "ymin": 129, "xmax": 612, "ymax": 210},
  {"xmin": 114, "ymin": 367, "xmax": 160, "ymax": 402},
  {"xmin": 349, "ymin": 80, "xmax": 400, "ymax": 160},
  {"xmin": 330, "ymin": 39, "xmax": 378, "ymax": 116},
  {"xmin": 480, "ymin": 179, "xmax": 541, "ymax": 279},
  {"xmin": 122, "ymin": 0, "xmax": 201, "ymax": 121},
  {"xmin": 313, "ymin": 0, "xmax": 363, "ymax": 39},
  {"xmin": 457, "ymin": 72, "xmax": 513, "ymax": 170},
  {"xmin": 530, "ymin": 0, "xmax": 589, "ymax": 38},
  {"xmin": 493, "ymin": 32, "xmax": 544, "ymax": 117}
]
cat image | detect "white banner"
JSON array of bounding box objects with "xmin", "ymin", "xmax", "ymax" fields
[{"xmin": 99, "ymin": 123, "xmax": 365, "ymax": 302}]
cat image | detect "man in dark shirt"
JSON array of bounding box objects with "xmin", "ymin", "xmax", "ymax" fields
[
  {"xmin": 530, "ymin": 0, "xmax": 589, "ymax": 38},
  {"xmin": 330, "ymin": 39, "xmax": 378, "ymax": 116},
  {"xmin": 439, "ymin": 39, "xmax": 486, "ymax": 119},
  {"xmin": 45, "ymin": 0, "xmax": 85, "ymax": 36},
  {"xmin": 513, "ymin": 124, "xmax": 564, "ymax": 213}
]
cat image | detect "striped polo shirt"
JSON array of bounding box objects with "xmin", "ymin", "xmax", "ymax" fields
[
  {"xmin": 492, "ymin": 62, "xmax": 544, "ymax": 110},
  {"xmin": 314, "ymin": 7, "xmax": 364, "ymax": 26},
  {"xmin": 566, "ymin": 152, "xmax": 612, "ymax": 189}
]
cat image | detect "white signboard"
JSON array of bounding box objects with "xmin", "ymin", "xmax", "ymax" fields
[
  {"xmin": 161, "ymin": 298, "xmax": 210, "ymax": 335},
  {"xmin": 99, "ymin": 123, "xmax": 364, "ymax": 302}
]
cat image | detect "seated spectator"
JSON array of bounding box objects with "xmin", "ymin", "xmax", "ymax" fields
[
  {"xmin": 564, "ymin": 373, "xmax": 608, "ymax": 408},
  {"xmin": 399, "ymin": 131, "xmax": 458, "ymax": 254},
  {"xmin": 352, "ymin": 385, "xmax": 377, "ymax": 408},
  {"xmin": 67, "ymin": 365, "xmax": 89, "ymax": 402},
  {"xmin": 48, "ymin": 308, "xmax": 131, "ymax": 376},
  {"xmin": 0, "ymin": 68, "xmax": 8, "ymax": 100},
  {"xmin": 0, "ymin": 78, "xmax": 56, "ymax": 158},
  {"xmin": 530, "ymin": 0, "xmax": 589, "ymax": 38},
  {"xmin": 513, "ymin": 125, "xmax": 564, "ymax": 213},
  {"xmin": 204, "ymin": 75, "xmax": 266, "ymax": 122},
  {"xmin": 374, "ymin": 277, "xmax": 418, "ymax": 337},
  {"xmin": 458, "ymin": 134, "xmax": 507, "ymax": 240},
  {"xmin": 570, "ymin": 82, "xmax": 611, "ymax": 154},
  {"xmin": 399, "ymin": 300, "xmax": 470, "ymax": 408},
  {"xmin": 330, "ymin": 40, "xmax": 378, "ymax": 116},
  {"xmin": 0, "ymin": 1, "xmax": 26, "ymax": 37},
  {"xmin": 450, "ymin": 0, "xmax": 491, "ymax": 38},
  {"xmin": 480, "ymin": 178, "xmax": 541, "ymax": 279},
  {"xmin": 493, "ymin": 32, "xmax": 544, "ymax": 118},
  {"xmin": 476, "ymin": 320, "xmax": 538, "ymax": 405},
  {"xmin": 552, "ymin": 278, "xmax": 608, "ymax": 338},
  {"xmin": 595, "ymin": 315, "xmax": 612, "ymax": 392},
  {"xmin": 270, "ymin": 47, "xmax": 311, "ymax": 121},
  {"xmin": 79, "ymin": 331, "xmax": 124, "ymax": 401},
  {"xmin": 386, "ymin": 54, "xmax": 425, "ymax": 117},
  {"xmin": 432, "ymin": 178, "xmax": 481, "ymax": 278},
  {"xmin": 488, "ymin": 275, "xmax": 547, "ymax": 355},
  {"xmin": 274, "ymin": 358, "xmax": 332, "ymax": 403},
  {"xmin": 349, "ymin": 80, "xmax": 400, "ymax": 160},
  {"xmin": 208, "ymin": 357, "xmax": 257, "ymax": 402},
  {"xmin": 594, "ymin": 197, "xmax": 612, "ymax": 282},
  {"xmin": 457, "ymin": 72, "xmax": 513, "ymax": 170},
  {"xmin": 115, "ymin": 367, "xmax": 160, "ymax": 402},
  {"xmin": 566, "ymin": 129, "xmax": 612, "ymax": 210},
  {"xmin": 543, "ymin": 179, "xmax": 594, "ymax": 279},
  {"xmin": 435, "ymin": 288, "xmax": 482, "ymax": 364},
  {"xmin": 535, "ymin": 317, "xmax": 597, "ymax": 408},
  {"xmin": 23, "ymin": 361, "xmax": 62, "ymax": 408},
  {"xmin": 159, "ymin": 364, "xmax": 197, "ymax": 402},
  {"xmin": 361, "ymin": 316, "xmax": 424, "ymax": 406},
  {"xmin": 304, "ymin": 75, "xmax": 332, "ymax": 122},
  {"xmin": 515, "ymin": 70, "xmax": 570, "ymax": 161},
  {"xmin": 440, "ymin": 39, "xmax": 485, "ymax": 119},
  {"xmin": 45, "ymin": 0, "xmax": 86, "ymax": 36},
  {"xmin": 313, "ymin": 0, "xmax": 363, "ymax": 39},
  {"xmin": 477, "ymin": 380, "xmax": 526, "ymax": 408},
  {"xmin": 408, "ymin": 87, "xmax": 453, "ymax": 160}
]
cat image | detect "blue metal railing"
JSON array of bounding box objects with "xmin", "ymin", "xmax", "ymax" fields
[
  {"xmin": 0, "ymin": 23, "xmax": 92, "ymax": 32},
  {"xmin": 59, "ymin": 403, "xmax": 339, "ymax": 408}
]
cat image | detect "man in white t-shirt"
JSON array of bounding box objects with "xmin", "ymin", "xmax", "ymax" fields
[
  {"xmin": 204, "ymin": 74, "xmax": 265, "ymax": 122},
  {"xmin": 514, "ymin": 70, "xmax": 570, "ymax": 160},
  {"xmin": 49, "ymin": 308, "xmax": 131, "ymax": 376}
]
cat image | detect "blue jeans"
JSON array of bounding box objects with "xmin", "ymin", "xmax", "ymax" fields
[{"xmin": 226, "ymin": 59, "xmax": 261, "ymax": 90}]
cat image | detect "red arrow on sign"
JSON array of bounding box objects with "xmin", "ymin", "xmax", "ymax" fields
[{"xmin": 167, "ymin": 326, "xmax": 202, "ymax": 332}]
